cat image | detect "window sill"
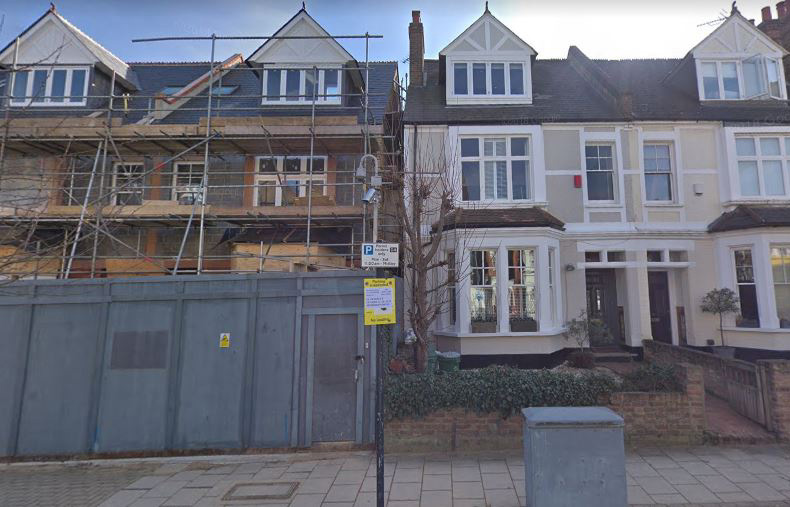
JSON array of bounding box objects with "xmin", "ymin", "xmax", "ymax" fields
[
  {"xmin": 584, "ymin": 202, "xmax": 622, "ymax": 208},
  {"xmin": 458, "ymin": 201, "xmax": 547, "ymax": 208},
  {"xmin": 434, "ymin": 328, "xmax": 567, "ymax": 338},
  {"xmin": 645, "ymin": 202, "xmax": 683, "ymax": 208},
  {"xmin": 722, "ymin": 327, "xmax": 790, "ymax": 334},
  {"xmin": 446, "ymin": 96, "xmax": 533, "ymax": 106}
]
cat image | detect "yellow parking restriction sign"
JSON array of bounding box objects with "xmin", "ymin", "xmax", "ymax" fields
[{"xmin": 364, "ymin": 278, "xmax": 396, "ymax": 325}]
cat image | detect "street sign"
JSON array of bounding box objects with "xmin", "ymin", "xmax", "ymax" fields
[
  {"xmin": 219, "ymin": 332, "xmax": 230, "ymax": 348},
  {"xmin": 364, "ymin": 278, "xmax": 396, "ymax": 325},
  {"xmin": 362, "ymin": 243, "xmax": 399, "ymax": 268}
]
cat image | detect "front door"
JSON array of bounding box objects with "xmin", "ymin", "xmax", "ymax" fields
[
  {"xmin": 648, "ymin": 271, "xmax": 672, "ymax": 343},
  {"xmin": 585, "ymin": 269, "xmax": 621, "ymax": 345}
]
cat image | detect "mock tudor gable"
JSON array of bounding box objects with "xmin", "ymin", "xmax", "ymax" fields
[{"xmin": 440, "ymin": 10, "xmax": 536, "ymax": 106}]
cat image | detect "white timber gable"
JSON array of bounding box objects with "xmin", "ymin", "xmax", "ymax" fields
[
  {"xmin": 248, "ymin": 9, "xmax": 354, "ymax": 105},
  {"xmin": 692, "ymin": 11, "xmax": 788, "ymax": 101},
  {"xmin": 440, "ymin": 10, "xmax": 536, "ymax": 105}
]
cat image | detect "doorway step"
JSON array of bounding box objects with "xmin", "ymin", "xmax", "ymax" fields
[{"xmin": 591, "ymin": 345, "xmax": 638, "ymax": 363}]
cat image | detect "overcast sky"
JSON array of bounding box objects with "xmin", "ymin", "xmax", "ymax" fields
[{"xmin": 0, "ymin": 0, "xmax": 780, "ymax": 72}]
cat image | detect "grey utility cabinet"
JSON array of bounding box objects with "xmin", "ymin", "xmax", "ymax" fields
[{"xmin": 522, "ymin": 407, "xmax": 627, "ymax": 507}]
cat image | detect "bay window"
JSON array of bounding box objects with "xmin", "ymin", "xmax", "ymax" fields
[
  {"xmin": 10, "ymin": 67, "xmax": 89, "ymax": 106},
  {"xmin": 470, "ymin": 249, "xmax": 497, "ymax": 332},
  {"xmin": 508, "ymin": 248, "xmax": 537, "ymax": 332},
  {"xmin": 254, "ymin": 155, "xmax": 327, "ymax": 206},
  {"xmin": 460, "ymin": 136, "xmax": 530, "ymax": 202},
  {"xmin": 262, "ymin": 67, "xmax": 341, "ymax": 104},
  {"xmin": 643, "ymin": 144, "xmax": 673, "ymax": 201},
  {"xmin": 734, "ymin": 249, "xmax": 760, "ymax": 328},
  {"xmin": 734, "ymin": 136, "xmax": 788, "ymax": 197},
  {"xmin": 585, "ymin": 144, "xmax": 615, "ymax": 201},
  {"xmin": 772, "ymin": 246, "xmax": 790, "ymax": 328}
]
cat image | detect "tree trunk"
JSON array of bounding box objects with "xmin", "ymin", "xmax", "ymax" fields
[
  {"xmin": 719, "ymin": 313, "xmax": 726, "ymax": 347},
  {"xmin": 413, "ymin": 339, "xmax": 427, "ymax": 373}
]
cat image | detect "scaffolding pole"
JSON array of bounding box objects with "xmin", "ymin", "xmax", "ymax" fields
[
  {"xmin": 91, "ymin": 70, "xmax": 116, "ymax": 277},
  {"xmin": 64, "ymin": 141, "xmax": 103, "ymax": 278},
  {"xmin": 197, "ymin": 34, "xmax": 217, "ymax": 275}
]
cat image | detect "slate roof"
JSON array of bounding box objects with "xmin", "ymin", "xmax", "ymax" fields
[
  {"xmin": 404, "ymin": 54, "xmax": 790, "ymax": 125},
  {"xmin": 434, "ymin": 207, "xmax": 565, "ymax": 232},
  {"xmin": 708, "ymin": 205, "xmax": 790, "ymax": 232}
]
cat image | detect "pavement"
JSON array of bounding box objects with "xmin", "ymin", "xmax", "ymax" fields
[{"xmin": 4, "ymin": 446, "xmax": 790, "ymax": 506}]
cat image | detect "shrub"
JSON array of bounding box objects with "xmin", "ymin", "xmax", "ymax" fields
[
  {"xmin": 619, "ymin": 362, "xmax": 682, "ymax": 392},
  {"xmin": 568, "ymin": 350, "xmax": 595, "ymax": 369},
  {"xmin": 384, "ymin": 365, "xmax": 619, "ymax": 420}
]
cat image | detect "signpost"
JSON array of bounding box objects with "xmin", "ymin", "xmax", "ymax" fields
[
  {"xmin": 361, "ymin": 243, "xmax": 399, "ymax": 268},
  {"xmin": 364, "ymin": 277, "xmax": 396, "ymax": 507}
]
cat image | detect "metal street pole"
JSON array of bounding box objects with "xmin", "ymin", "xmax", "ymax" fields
[{"xmin": 375, "ymin": 310, "xmax": 384, "ymax": 507}]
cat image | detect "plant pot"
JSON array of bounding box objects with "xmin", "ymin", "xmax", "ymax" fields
[
  {"xmin": 510, "ymin": 318, "xmax": 537, "ymax": 332},
  {"xmin": 388, "ymin": 357, "xmax": 407, "ymax": 374},
  {"xmin": 471, "ymin": 321, "xmax": 496, "ymax": 333},
  {"xmin": 712, "ymin": 346, "xmax": 736, "ymax": 359}
]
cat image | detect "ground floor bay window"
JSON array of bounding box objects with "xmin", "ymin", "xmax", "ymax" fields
[{"xmin": 448, "ymin": 234, "xmax": 562, "ymax": 335}]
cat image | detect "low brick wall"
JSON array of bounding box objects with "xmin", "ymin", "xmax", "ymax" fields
[{"xmin": 385, "ymin": 363, "xmax": 705, "ymax": 452}]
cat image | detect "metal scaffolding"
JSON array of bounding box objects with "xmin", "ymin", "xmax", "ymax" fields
[{"xmin": 0, "ymin": 26, "xmax": 405, "ymax": 279}]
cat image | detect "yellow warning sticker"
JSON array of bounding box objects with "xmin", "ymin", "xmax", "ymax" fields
[
  {"xmin": 364, "ymin": 278, "xmax": 396, "ymax": 325},
  {"xmin": 219, "ymin": 332, "xmax": 230, "ymax": 348}
]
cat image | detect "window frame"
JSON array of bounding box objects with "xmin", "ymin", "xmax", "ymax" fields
[
  {"xmin": 584, "ymin": 143, "xmax": 617, "ymax": 203},
  {"xmin": 469, "ymin": 248, "xmax": 498, "ymax": 330},
  {"xmin": 253, "ymin": 155, "xmax": 328, "ymax": 206},
  {"xmin": 771, "ymin": 245, "xmax": 790, "ymax": 328},
  {"xmin": 261, "ymin": 66, "xmax": 342, "ymax": 106},
  {"xmin": 172, "ymin": 162, "xmax": 206, "ymax": 204},
  {"xmin": 733, "ymin": 135, "xmax": 789, "ymax": 198},
  {"xmin": 459, "ymin": 135, "xmax": 531, "ymax": 203},
  {"xmin": 111, "ymin": 162, "xmax": 146, "ymax": 206},
  {"xmin": 733, "ymin": 247, "xmax": 761, "ymax": 328},
  {"xmin": 697, "ymin": 57, "xmax": 786, "ymax": 101},
  {"xmin": 507, "ymin": 248, "xmax": 538, "ymax": 331},
  {"xmin": 643, "ymin": 142, "xmax": 675, "ymax": 203},
  {"xmin": 9, "ymin": 66, "xmax": 90, "ymax": 107},
  {"xmin": 446, "ymin": 58, "xmax": 531, "ymax": 104}
]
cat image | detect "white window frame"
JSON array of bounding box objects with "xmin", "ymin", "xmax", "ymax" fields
[
  {"xmin": 642, "ymin": 142, "xmax": 675, "ymax": 203},
  {"xmin": 261, "ymin": 66, "xmax": 342, "ymax": 106},
  {"xmin": 253, "ymin": 155, "xmax": 328, "ymax": 206},
  {"xmin": 584, "ymin": 143, "xmax": 617, "ymax": 204},
  {"xmin": 111, "ymin": 162, "xmax": 145, "ymax": 205},
  {"xmin": 469, "ymin": 248, "xmax": 498, "ymax": 330},
  {"xmin": 459, "ymin": 135, "xmax": 532, "ymax": 203},
  {"xmin": 172, "ymin": 162, "xmax": 205, "ymax": 204},
  {"xmin": 507, "ymin": 247, "xmax": 538, "ymax": 331},
  {"xmin": 771, "ymin": 245, "xmax": 790, "ymax": 328},
  {"xmin": 446, "ymin": 57, "xmax": 532, "ymax": 105},
  {"xmin": 733, "ymin": 247, "xmax": 760, "ymax": 328},
  {"xmin": 733, "ymin": 135, "xmax": 789, "ymax": 199},
  {"xmin": 697, "ymin": 58, "xmax": 787, "ymax": 101},
  {"xmin": 9, "ymin": 66, "xmax": 90, "ymax": 107}
]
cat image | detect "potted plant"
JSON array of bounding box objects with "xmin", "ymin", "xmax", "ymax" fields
[
  {"xmin": 471, "ymin": 314, "xmax": 497, "ymax": 333},
  {"xmin": 563, "ymin": 310, "xmax": 609, "ymax": 369},
  {"xmin": 701, "ymin": 288, "xmax": 739, "ymax": 358}
]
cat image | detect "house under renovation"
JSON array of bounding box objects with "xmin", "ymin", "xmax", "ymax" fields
[{"xmin": 0, "ymin": 5, "xmax": 401, "ymax": 278}]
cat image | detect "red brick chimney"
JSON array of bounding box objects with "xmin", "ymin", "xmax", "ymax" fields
[
  {"xmin": 409, "ymin": 10, "xmax": 424, "ymax": 87},
  {"xmin": 763, "ymin": 6, "xmax": 773, "ymax": 21},
  {"xmin": 778, "ymin": 1, "xmax": 787, "ymax": 18}
]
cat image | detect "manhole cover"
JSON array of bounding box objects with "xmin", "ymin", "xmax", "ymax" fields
[{"xmin": 221, "ymin": 481, "xmax": 299, "ymax": 501}]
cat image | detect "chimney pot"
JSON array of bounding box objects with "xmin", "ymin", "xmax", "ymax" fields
[
  {"xmin": 762, "ymin": 6, "xmax": 773, "ymax": 21},
  {"xmin": 778, "ymin": 1, "xmax": 787, "ymax": 18}
]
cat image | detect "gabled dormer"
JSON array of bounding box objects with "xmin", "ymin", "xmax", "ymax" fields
[
  {"xmin": 440, "ymin": 7, "xmax": 536, "ymax": 106},
  {"xmin": 247, "ymin": 8, "xmax": 357, "ymax": 106},
  {"xmin": 0, "ymin": 5, "xmax": 138, "ymax": 107},
  {"xmin": 690, "ymin": 7, "xmax": 788, "ymax": 101}
]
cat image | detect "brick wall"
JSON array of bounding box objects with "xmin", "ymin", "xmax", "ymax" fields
[{"xmin": 385, "ymin": 363, "xmax": 706, "ymax": 452}]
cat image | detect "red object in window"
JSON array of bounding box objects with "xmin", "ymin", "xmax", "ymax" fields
[{"xmin": 573, "ymin": 175, "xmax": 582, "ymax": 188}]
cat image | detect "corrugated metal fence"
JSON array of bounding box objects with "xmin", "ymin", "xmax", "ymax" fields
[{"xmin": 0, "ymin": 271, "xmax": 402, "ymax": 457}]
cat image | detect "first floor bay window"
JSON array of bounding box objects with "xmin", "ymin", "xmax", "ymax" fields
[
  {"xmin": 734, "ymin": 249, "xmax": 760, "ymax": 328},
  {"xmin": 508, "ymin": 249, "xmax": 537, "ymax": 332},
  {"xmin": 735, "ymin": 136, "xmax": 788, "ymax": 198},
  {"xmin": 255, "ymin": 155, "xmax": 326, "ymax": 206},
  {"xmin": 772, "ymin": 246, "xmax": 790, "ymax": 328},
  {"xmin": 460, "ymin": 136, "xmax": 530, "ymax": 202},
  {"xmin": 470, "ymin": 249, "xmax": 497, "ymax": 333}
]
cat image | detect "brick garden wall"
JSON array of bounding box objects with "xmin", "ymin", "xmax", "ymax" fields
[{"xmin": 385, "ymin": 363, "xmax": 706, "ymax": 452}]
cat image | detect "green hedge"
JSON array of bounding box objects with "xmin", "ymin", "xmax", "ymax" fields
[
  {"xmin": 619, "ymin": 362, "xmax": 683, "ymax": 393},
  {"xmin": 384, "ymin": 366, "xmax": 619, "ymax": 420}
]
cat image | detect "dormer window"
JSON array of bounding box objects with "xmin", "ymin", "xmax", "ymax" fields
[
  {"xmin": 261, "ymin": 67, "xmax": 341, "ymax": 105},
  {"xmin": 699, "ymin": 57, "xmax": 784, "ymax": 100},
  {"xmin": 10, "ymin": 66, "xmax": 89, "ymax": 106},
  {"xmin": 452, "ymin": 62, "xmax": 525, "ymax": 98}
]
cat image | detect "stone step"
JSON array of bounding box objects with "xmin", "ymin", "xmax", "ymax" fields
[{"xmin": 592, "ymin": 351, "xmax": 637, "ymax": 363}]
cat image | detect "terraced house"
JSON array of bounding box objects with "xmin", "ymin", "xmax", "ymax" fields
[
  {"xmin": 405, "ymin": 4, "xmax": 790, "ymax": 363},
  {"xmin": 0, "ymin": 5, "xmax": 400, "ymax": 277}
]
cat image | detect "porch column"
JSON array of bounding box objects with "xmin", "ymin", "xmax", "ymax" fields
[{"xmin": 624, "ymin": 250, "xmax": 651, "ymax": 347}]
